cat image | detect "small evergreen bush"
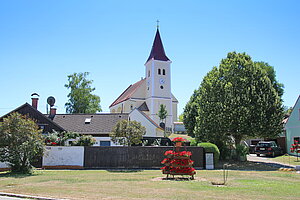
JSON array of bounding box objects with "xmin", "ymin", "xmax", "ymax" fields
[
  {"xmin": 190, "ymin": 139, "xmax": 198, "ymax": 146},
  {"xmin": 197, "ymin": 142, "xmax": 220, "ymax": 164},
  {"xmin": 73, "ymin": 135, "xmax": 96, "ymax": 146}
]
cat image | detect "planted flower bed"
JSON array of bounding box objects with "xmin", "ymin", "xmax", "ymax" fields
[{"xmin": 161, "ymin": 137, "xmax": 196, "ymax": 179}]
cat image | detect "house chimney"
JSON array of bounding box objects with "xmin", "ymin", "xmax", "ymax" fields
[
  {"xmin": 50, "ymin": 107, "xmax": 57, "ymax": 116},
  {"xmin": 31, "ymin": 93, "xmax": 39, "ymax": 110}
]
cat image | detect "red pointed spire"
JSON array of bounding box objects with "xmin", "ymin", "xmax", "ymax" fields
[{"xmin": 146, "ymin": 29, "xmax": 170, "ymax": 63}]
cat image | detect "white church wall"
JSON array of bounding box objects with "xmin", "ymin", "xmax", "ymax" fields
[
  {"xmin": 129, "ymin": 109, "xmax": 163, "ymax": 137},
  {"xmin": 172, "ymin": 101, "xmax": 178, "ymax": 122},
  {"xmin": 0, "ymin": 162, "xmax": 10, "ymax": 170}
]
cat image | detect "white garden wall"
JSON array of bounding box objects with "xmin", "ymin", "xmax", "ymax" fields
[
  {"xmin": 43, "ymin": 146, "xmax": 84, "ymax": 169},
  {"xmin": 0, "ymin": 162, "xmax": 9, "ymax": 170}
]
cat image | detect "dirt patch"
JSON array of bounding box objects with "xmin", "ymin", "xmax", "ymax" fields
[{"xmin": 216, "ymin": 160, "xmax": 279, "ymax": 171}]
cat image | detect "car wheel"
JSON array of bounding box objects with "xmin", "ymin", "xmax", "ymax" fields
[{"xmin": 256, "ymin": 154, "xmax": 260, "ymax": 157}]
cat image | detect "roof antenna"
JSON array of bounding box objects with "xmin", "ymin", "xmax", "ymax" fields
[{"xmin": 156, "ymin": 19, "xmax": 160, "ymax": 29}]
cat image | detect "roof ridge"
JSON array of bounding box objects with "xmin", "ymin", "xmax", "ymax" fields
[
  {"xmin": 0, "ymin": 102, "xmax": 65, "ymax": 131},
  {"xmin": 109, "ymin": 78, "xmax": 146, "ymax": 108}
]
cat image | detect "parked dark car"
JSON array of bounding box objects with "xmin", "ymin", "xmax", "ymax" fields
[{"xmin": 255, "ymin": 141, "xmax": 283, "ymax": 157}]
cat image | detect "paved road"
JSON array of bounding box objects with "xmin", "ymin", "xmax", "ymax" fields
[
  {"xmin": 247, "ymin": 154, "xmax": 295, "ymax": 168},
  {"xmin": 0, "ymin": 196, "xmax": 31, "ymax": 200}
]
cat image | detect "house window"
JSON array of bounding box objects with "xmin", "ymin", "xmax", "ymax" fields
[
  {"xmin": 158, "ymin": 69, "xmax": 161, "ymax": 75},
  {"xmin": 85, "ymin": 118, "xmax": 91, "ymax": 124},
  {"xmin": 130, "ymin": 105, "xmax": 133, "ymax": 110},
  {"xmin": 163, "ymin": 69, "xmax": 165, "ymax": 75},
  {"xmin": 294, "ymin": 137, "xmax": 300, "ymax": 143},
  {"xmin": 100, "ymin": 141, "xmax": 111, "ymax": 146}
]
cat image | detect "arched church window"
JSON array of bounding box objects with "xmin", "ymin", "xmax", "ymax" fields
[
  {"xmin": 158, "ymin": 69, "xmax": 161, "ymax": 75},
  {"xmin": 163, "ymin": 69, "xmax": 166, "ymax": 75},
  {"xmin": 148, "ymin": 70, "xmax": 150, "ymax": 77}
]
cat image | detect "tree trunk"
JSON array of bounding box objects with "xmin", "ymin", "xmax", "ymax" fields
[{"xmin": 234, "ymin": 135, "xmax": 242, "ymax": 147}]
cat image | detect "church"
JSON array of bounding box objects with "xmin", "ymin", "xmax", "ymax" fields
[{"xmin": 109, "ymin": 28, "xmax": 178, "ymax": 136}]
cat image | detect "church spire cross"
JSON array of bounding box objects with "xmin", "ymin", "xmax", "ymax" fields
[{"xmin": 156, "ymin": 20, "xmax": 160, "ymax": 29}]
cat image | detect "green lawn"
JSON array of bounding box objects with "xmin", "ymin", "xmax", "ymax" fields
[
  {"xmin": 0, "ymin": 169, "xmax": 299, "ymax": 200},
  {"xmin": 270, "ymin": 154, "xmax": 300, "ymax": 166}
]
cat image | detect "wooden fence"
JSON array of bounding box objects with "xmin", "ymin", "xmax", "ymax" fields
[{"xmin": 84, "ymin": 146, "xmax": 204, "ymax": 169}]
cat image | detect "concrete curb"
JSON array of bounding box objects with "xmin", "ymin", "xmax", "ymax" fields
[{"xmin": 0, "ymin": 192, "xmax": 68, "ymax": 200}]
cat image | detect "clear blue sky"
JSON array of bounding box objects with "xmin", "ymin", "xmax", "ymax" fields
[{"xmin": 0, "ymin": 0, "xmax": 299, "ymax": 117}]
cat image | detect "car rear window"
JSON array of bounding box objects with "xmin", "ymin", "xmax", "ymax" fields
[{"xmin": 257, "ymin": 143, "xmax": 271, "ymax": 147}]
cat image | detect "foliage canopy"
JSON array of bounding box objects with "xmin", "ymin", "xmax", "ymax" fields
[
  {"xmin": 110, "ymin": 120, "xmax": 146, "ymax": 146},
  {"xmin": 65, "ymin": 72, "xmax": 101, "ymax": 114},
  {"xmin": 184, "ymin": 52, "xmax": 284, "ymax": 153},
  {"xmin": 158, "ymin": 104, "xmax": 167, "ymax": 122},
  {"xmin": 0, "ymin": 113, "xmax": 45, "ymax": 173}
]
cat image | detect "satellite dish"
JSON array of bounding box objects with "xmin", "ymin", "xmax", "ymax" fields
[
  {"xmin": 47, "ymin": 96, "xmax": 56, "ymax": 107},
  {"xmin": 31, "ymin": 93, "xmax": 39, "ymax": 97}
]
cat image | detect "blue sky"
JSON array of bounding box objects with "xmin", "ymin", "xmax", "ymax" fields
[{"xmin": 0, "ymin": 1, "xmax": 299, "ymax": 117}]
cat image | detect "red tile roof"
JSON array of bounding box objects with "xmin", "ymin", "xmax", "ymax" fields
[
  {"xmin": 146, "ymin": 29, "xmax": 170, "ymax": 63},
  {"xmin": 109, "ymin": 78, "xmax": 145, "ymax": 108}
]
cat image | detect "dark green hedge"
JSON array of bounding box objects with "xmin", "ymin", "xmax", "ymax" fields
[{"xmin": 197, "ymin": 142, "xmax": 220, "ymax": 164}]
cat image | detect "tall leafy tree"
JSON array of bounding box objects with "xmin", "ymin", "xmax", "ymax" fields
[
  {"xmin": 110, "ymin": 120, "xmax": 146, "ymax": 146},
  {"xmin": 65, "ymin": 72, "xmax": 101, "ymax": 113},
  {"xmin": 183, "ymin": 89, "xmax": 200, "ymax": 137},
  {"xmin": 185, "ymin": 52, "xmax": 284, "ymax": 150},
  {"xmin": 255, "ymin": 61, "xmax": 284, "ymax": 98},
  {"xmin": 0, "ymin": 113, "xmax": 44, "ymax": 173}
]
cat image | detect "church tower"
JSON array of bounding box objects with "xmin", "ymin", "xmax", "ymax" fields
[{"xmin": 145, "ymin": 28, "xmax": 174, "ymax": 130}]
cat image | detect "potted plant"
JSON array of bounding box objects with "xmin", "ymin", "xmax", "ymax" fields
[{"xmin": 172, "ymin": 137, "xmax": 186, "ymax": 147}]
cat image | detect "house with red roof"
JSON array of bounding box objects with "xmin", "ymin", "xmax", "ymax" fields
[{"xmin": 110, "ymin": 28, "xmax": 178, "ymax": 136}]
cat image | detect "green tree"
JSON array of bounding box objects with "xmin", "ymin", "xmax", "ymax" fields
[
  {"xmin": 255, "ymin": 61, "xmax": 284, "ymax": 98},
  {"xmin": 183, "ymin": 89, "xmax": 200, "ymax": 137},
  {"xmin": 184, "ymin": 52, "xmax": 283, "ymax": 154},
  {"xmin": 178, "ymin": 113, "xmax": 184, "ymax": 122},
  {"xmin": 73, "ymin": 135, "xmax": 96, "ymax": 146},
  {"xmin": 158, "ymin": 104, "xmax": 167, "ymax": 125},
  {"xmin": 110, "ymin": 120, "xmax": 146, "ymax": 146},
  {"xmin": 0, "ymin": 113, "xmax": 44, "ymax": 173},
  {"xmin": 65, "ymin": 72, "xmax": 101, "ymax": 113},
  {"xmin": 283, "ymin": 106, "xmax": 293, "ymax": 118}
]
